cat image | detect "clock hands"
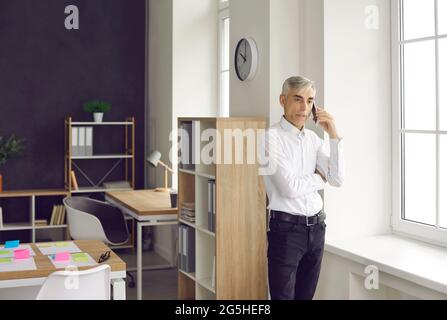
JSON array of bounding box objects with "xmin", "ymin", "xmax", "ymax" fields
[{"xmin": 239, "ymin": 52, "xmax": 246, "ymax": 63}]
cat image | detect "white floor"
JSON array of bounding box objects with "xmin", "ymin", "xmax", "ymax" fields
[{"xmin": 114, "ymin": 248, "xmax": 178, "ymax": 300}]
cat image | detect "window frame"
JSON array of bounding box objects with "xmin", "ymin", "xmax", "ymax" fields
[
  {"xmin": 218, "ymin": 2, "xmax": 230, "ymax": 117},
  {"xmin": 391, "ymin": 0, "xmax": 447, "ymax": 247}
]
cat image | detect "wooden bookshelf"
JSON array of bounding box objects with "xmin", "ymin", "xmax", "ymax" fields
[{"xmin": 177, "ymin": 117, "xmax": 267, "ymax": 300}]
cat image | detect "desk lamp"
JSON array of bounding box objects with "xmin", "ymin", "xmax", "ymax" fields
[{"xmin": 147, "ymin": 150, "xmax": 174, "ymax": 192}]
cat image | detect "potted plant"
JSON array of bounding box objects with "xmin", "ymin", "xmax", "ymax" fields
[
  {"xmin": 0, "ymin": 135, "xmax": 26, "ymax": 192},
  {"xmin": 83, "ymin": 100, "xmax": 111, "ymax": 123}
]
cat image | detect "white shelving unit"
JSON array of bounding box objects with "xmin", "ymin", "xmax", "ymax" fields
[
  {"xmin": 65, "ymin": 117, "xmax": 135, "ymax": 194},
  {"xmin": 0, "ymin": 189, "xmax": 70, "ymax": 243},
  {"xmin": 177, "ymin": 117, "xmax": 268, "ymax": 300}
]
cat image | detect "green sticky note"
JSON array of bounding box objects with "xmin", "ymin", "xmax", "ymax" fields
[
  {"xmin": 0, "ymin": 250, "xmax": 12, "ymax": 255},
  {"xmin": 55, "ymin": 242, "xmax": 71, "ymax": 247},
  {"xmin": 72, "ymin": 253, "xmax": 88, "ymax": 262},
  {"xmin": 37, "ymin": 243, "xmax": 52, "ymax": 248},
  {"xmin": 0, "ymin": 258, "xmax": 12, "ymax": 263}
]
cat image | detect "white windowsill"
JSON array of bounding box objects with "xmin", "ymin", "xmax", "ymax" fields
[{"xmin": 325, "ymin": 234, "xmax": 447, "ymax": 295}]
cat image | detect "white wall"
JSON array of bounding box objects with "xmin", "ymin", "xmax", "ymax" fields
[
  {"xmin": 148, "ymin": 0, "xmax": 218, "ymax": 263},
  {"xmin": 229, "ymin": 0, "xmax": 270, "ymax": 118},
  {"xmin": 323, "ymin": 0, "xmax": 392, "ymax": 241}
]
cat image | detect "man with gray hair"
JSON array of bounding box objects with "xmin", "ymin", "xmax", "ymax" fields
[{"xmin": 260, "ymin": 76, "xmax": 344, "ymax": 300}]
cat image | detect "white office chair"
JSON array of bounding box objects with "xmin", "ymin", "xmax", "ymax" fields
[
  {"xmin": 36, "ymin": 264, "xmax": 111, "ymax": 300},
  {"xmin": 63, "ymin": 196, "xmax": 135, "ymax": 287}
]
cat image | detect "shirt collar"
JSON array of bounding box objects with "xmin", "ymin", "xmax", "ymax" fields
[{"xmin": 280, "ymin": 116, "xmax": 306, "ymax": 137}]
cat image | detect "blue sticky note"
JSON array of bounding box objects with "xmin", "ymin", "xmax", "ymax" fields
[{"xmin": 4, "ymin": 240, "xmax": 20, "ymax": 249}]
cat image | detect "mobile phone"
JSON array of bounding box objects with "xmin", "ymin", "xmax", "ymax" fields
[{"xmin": 311, "ymin": 103, "xmax": 318, "ymax": 124}]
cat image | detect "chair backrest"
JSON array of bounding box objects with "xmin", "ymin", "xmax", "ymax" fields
[
  {"xmin": 36, "ymin": 264, "xmax": 111, "ymax": 300},
  {"xmin": 63, "ymin": 197, "xmax": 129, "ymax": 246}
]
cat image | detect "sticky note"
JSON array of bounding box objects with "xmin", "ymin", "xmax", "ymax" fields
[
  {"xmin": 4, "ymin": 240, "xmax": 20, "ymax": 249},
  {"xmin": 72, "ymin": 253, "xmax": 88, "ymax": 262},
  {"xmin": 0, "ymin": 258, "xmax": 12, "ymax": 263},
  {"xmin": 55, "ymin": 252, "xmax": 70, "ymax": 261},
  {"xmin": 14, "ymin": 249, "xmax": 30, "ymax": 260},
  {"xmin": 0, "ymin": 250, "xmax": 12, "ymax": 255},
  {"xmin": 55, "ymin": 242, "xmax": 71, "ymax": 247},
  {"xmin": 37, "ymin": 243, "xmax": 52, "ymax": 248}
]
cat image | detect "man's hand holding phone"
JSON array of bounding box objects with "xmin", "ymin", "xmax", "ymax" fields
[{"xmin": 312, "ymin": 104, "xmax": 340, "ymax": 140}]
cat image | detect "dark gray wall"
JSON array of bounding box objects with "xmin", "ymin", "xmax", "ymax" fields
[{"xmin": 0, "ymin": 0, "xmax": 146, "ymax": 190}]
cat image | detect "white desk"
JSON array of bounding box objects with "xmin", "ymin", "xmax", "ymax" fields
[
  {"xmin": 0, "ymin": 240, "xmax": 126, "ymax": 300},
  {"xmin": 105, "ymin": 189, "xmax": 178, "ymax": 300}
]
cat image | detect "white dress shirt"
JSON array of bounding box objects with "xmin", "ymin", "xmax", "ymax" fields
[{"xmin": 259, "ymin": 116, "xmax": 344, "ymax": 216}]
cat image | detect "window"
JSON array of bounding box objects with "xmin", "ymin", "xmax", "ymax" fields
[
  {"xmin": 392, "ymin": 0, "xmax": 447, "ymax": 245},
  {"xmin": 218, "ymin": 0, "xmax": 230, "ymax": 117}
]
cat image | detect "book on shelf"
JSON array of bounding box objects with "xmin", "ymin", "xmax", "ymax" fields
[
  {"xmin": 70, "ymin": 170, "xmax": 79, "ymax": 190},
  {"xmin": 35, "ymin": 219, "xmax": 48, "ymax": 227},
  {"xmin": 0, "ymin": 206, "xmax": 3, "ymax": 229},
  {"xmin": 179, "ymin": 225, "xmax": 195, "ymax": 273},
  {"xmin": 85, "ymin": 126, "xmax": 93, "ymax": 156},
  {"xmin": 71, "ymin": 127, "xmax": 79, "ymax": 156},
  {"xmin": 49, "ymin": 205, "xmax": 65, "ymax": 225},
  {"xmin": 78, "ymin": 126, "xmax": 86, "ymax": 156},
  {"xmin": 180, "ymin": 202, "xmax": 196, "ymax": 223},
  {"xmin": 179, "ymin": 122, "xmax": 195, "ymax": 170},
  {"xmin": 207, "ymin": 180, "xmax": 216, "ymax": 232},
  {"xmin": 211, "ymin": 255, "xmax": 216, "ymax": 288}
]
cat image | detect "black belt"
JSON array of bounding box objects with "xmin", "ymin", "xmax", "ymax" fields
[{"xmin": 270, "ymin": 210, "xmax": 326, "ymax": 226}]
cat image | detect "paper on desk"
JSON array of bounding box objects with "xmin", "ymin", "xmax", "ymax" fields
[
  {"xmin": 36, "ymin": 242, "xmax": 81, "ymax": 255},
  {"xmin": 49, "ymin": 253, "xmax": 98, "ymax": 269},
  {"xmin": 0, "ymin": 244, "xmax": 36, "ymax": 258},
  {"xmin": 0, "ymin": 257, "xmax": 37, "ymax": 272}
]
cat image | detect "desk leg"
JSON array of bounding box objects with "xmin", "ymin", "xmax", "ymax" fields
[
  {"xmin": 137, "ymin": 221, "xmax": 143, "ymax": 300},
  {"xmin": 112, "ymin": 278, "xmax": 126, "ymax": 300}
]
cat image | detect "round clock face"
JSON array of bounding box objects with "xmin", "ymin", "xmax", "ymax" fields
[{"xmin": 235, "ymin": 38, "xmax": 258, "ymax": 81}]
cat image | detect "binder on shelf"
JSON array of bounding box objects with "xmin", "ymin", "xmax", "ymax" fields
[
  {"xmin": 71, "ymin": 171, "xmax": 79, "ymax": 190},
  {"xmin": 182, "ymin": 226, "xmax": 187, "ymax": 272},
  {"xmin": 208, "ymin": 180, "xmax": 213, "ymax": 232},
  {"xmin": 211, "ymin": 255, "xmax": 216, "ymax": 288},
  {"xmin": 186, "ymin": 226, "xmax": 195, "ymax": 273},
  {"xmin": 49, "ymin": 205, "xmax": 57, "ymax": 225},
  {"xmin": 78, "ymin": 127, "xmax": 86, "ymax": 156},
  {"xmin": 180, "ymin": 122, "xmax": 194, "ymax": 170},
  {"xmin": 178, "ymin": 226, "xmax": 183, "ymax": 270},
  {"xmin": 85, "ymin": 126, "xmax": 93, "ymax": 156},
  {"xmin": 0, "ymin": 206, "xmax": 3, "ymax": 229},
  {"xmin": 212, "ymin": 180, "xmax": 216, "ymax": 233},
  {"xmin": 71, "ymin": 127, "xmax": 79, "ymax": 156}
]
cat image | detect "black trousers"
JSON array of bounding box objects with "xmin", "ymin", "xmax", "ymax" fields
[{"xmin": 267, "ymin": 215, "xmax": 326, "ymax": 300}]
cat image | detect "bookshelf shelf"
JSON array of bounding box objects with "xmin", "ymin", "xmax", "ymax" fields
[
  {"xmin": 0, "ymin": 191, "xmax": 69, "ymax": 243},
  {"xmin": 65, "ymin": 117, "xmax": 135, "ymax": 194},
  {"xmin": 71, "ymin": 122, "xmax": 133, "ymax": 126},
  {"xmin": 177, "ymin": 117, "xmax": 267, "ymax": 300},
  {"xmin": 70, "ymin": 154, "xmax": 133, "ymax": 160}
]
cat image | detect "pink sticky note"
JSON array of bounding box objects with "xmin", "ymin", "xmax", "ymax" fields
[
  {"xmin": 55, "ymin": 252, "xmax": 70, "ymax": 262},
  {"xmin": 14, "ymin": 249, "xmax": 30, "ymax": 260}
]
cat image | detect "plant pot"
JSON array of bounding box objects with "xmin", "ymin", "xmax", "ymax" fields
[
  {"xmin": 0, "ymin": 173, "xmax": 3, "ymax": 193},
  {"xmin": 93, "ymin": 113, "xmax": 104, "ymax": 123}
]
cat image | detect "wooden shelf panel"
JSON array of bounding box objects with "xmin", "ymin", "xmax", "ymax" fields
[
  {"xmin": 34, "ymin": 224, "xmax": 68, "ymax": 230},
  {"xmin": 179, "ymin": 218, "xmax": 196, "ymax": 229},
  {"xmin": 196, "ymin": 277, "xmax": 215, "ymax": 294},
  {"xmin": 1, "ymin": 223, "xmax": 33, "ymax": 231},
  {"xmin": 71, "ymin": 122, "xmax": 133, "ymax": 126},
  {"xmin": 179, "ymin": 269, "xmax": 196, "ymax": 282},
  {"xmin": 0, "ymin": 189, "xmax": 69, "ymax": 198},
  {"xmin": 71, "ymin": 154, "xmax": 133, "ymax": 159}
]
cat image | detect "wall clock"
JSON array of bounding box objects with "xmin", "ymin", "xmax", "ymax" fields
[{"xmin": 234, "ymin": 37, "xmax": 258, "ymax": 81}]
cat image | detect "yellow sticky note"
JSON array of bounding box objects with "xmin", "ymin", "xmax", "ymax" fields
[
  {"xmin": 0, "ymin": 250, "xmax": 12, "ymax": 255},
  {"xmin": 55, "ymin": 242, "xmax": 71, "ymax": 247},
  {"xmin": 72, "ymin": 253, "xmax": 88, "ymax": 262},
  {"xmin": 0, "ymin": 258, "xmax": 12, "ymax": 263},
  {"xmin": 37, "ymin": 243, "xmax": 52, "ymax": 248}
]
